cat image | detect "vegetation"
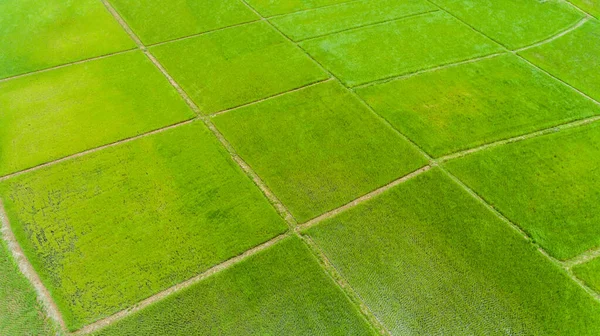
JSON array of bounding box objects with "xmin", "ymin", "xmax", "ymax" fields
[
  {"xmin": 245, "ymin": 0, "xmax": 350, "ymax": 17},
  {"xmin": 574, "ymin": 258, "xmax": 600, "ymax": 293},
  {"xmin": 568, "ymin": 0, "xmax": 600, "ymax": 18},
  {"xmin": 306, "ymin": 169, "xmax": 600, "ymax": 335}
]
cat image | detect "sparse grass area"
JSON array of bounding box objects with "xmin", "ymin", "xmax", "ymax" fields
[
  {"xmin": 306, "ymin": 169, "xmax": 600, "ymax": 335},
  {"xmin": 300, "ymin": 11, "xmax": 503, "ymax": 86},
  {"xmin": 93, "ymin": 237, "xmax": 376, "ymax": 336}
]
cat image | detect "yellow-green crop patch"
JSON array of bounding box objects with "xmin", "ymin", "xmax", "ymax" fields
[
  {"xmin": 108, "ymin": 0, "xmax": 259, "ymax": 45},
  {"xmin": 0, "ymin": 122, "xmax": 287, "ymax": 330},
  {"xmin": 300, "ymin": 11, "xmax": 503, "ymax": 86},
  {"xmin": 0, "ymin": 0, "xmax": 135, "ymax": 79},
  {"xmin": 568, "ymin": 0, "xmax": 600, "ymax": 18},
  {"xmin": 519, "ymin": 20, "xmax": 600, "ymax": 102},
  {"xmin": 446, "ymin": 122, "xmax": 600, "ymax": 260},
  {"xmin": 573, "ymin": 258, "xmax": 600, "ymax": 293},
  {"xmin": 93, "ymin": 237, "xmax": 375, "ymax": 336},
  {"xmin": 213, "ymin": 81, "xmax": 427, "ymax": 223},
  {"xmin": 270, "ymin": 0, "xmax": 437, "ymax": 41},
  {"xmin": 150, "ymin": 22, "xmax": 328, "ymax": 114},
  {"xmin": 357, "ymin": 54, "xmax": 600, "ymax": 157},
  {"xmin": 0, "ymin": 51, "xmax": 195, "ymax": 177},
  {"xmin": 306, "ymin": 169, "xmax": 600, "ymax": 335},
  {"xmin": 245, "ymin": 0, "xmax": 350, "ymax": 17},
  {"xmin": 431, "ymin": 0, "xmax": 583, "ymax": 50}
]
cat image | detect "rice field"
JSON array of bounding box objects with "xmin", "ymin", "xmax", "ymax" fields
[{"xmin": 1, "ymin": 0, "xmax": 600, "ymax": 335}]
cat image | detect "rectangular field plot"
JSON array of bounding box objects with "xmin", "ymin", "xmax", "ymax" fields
[
  {"xmin": 306, "ymin": 169, "xmax": 600, "ymax": 335},
  {"xmin": 245, "ymin": 0, "xmax": 350, "ymax": 17},
  {"xmin": 445, "ymin": 122, "xmax": 600, "ymax": 260},
  {"xmin": 573, "ymin": 258, "xmax": 600, "ymax": 293},
  {"xmin": 0, "ymin": 238, "xmax": 56, "ymax": 335},
  {"xmin": 519, "ymin": 20, "xmax": 600, "ymax": 102},
  {"xmin": 431, "ymin": 0, "xmax": 583, "ymax": 49},
  {"xmin": 150, "ymin": 22, "xmax": 328, "ymax": 114},
  {"xmin": 0, "ymin": 0, "xmax": 134, "ymax": 79},
  {"xmin": 93, "ymin": 237, "xmax": 375, "ymax": 336},
  {"xmin": 357, "ymin": 54, "xmax": 600, "ymax": 157},
  {"xmin": 0, "ymin": 51, "xmax": 195, "ymax": 177},
  {"xmin": 212, "ymin": 81, "xmax": 427, "ymax": 223},
  {"xmin": 270, "ymin": 0, "xmax": 437, "ymax": 41},
  {"xmin": 109, "ymin": 0, "xmax": 258, "ymax": 45},
  {"xmin": 300, "ymin": 11, "xmax": 503, "ymax": 86},
  {"xmin": 0, "ymin": 122, "xmax": 287, "ymax": 330}
]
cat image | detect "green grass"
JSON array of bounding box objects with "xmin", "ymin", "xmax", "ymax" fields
[
  {"xmin": 213, "ymin": 81, "xmax": 427, "ymax": 223},
  {"xmin": 150, "ymin": 22, "xmax": 328, "ymax": 114},
  {"xmin": 356, "ymin": 54, "xmax": 600, "ymax": 157},
  {"xmin": 93, "ymin": 237, "xmax": 375, "ymax": 336},
  {"xmin": 519, "ymin": 20, "xmax": 600, "ymax": 102},
  {"xmin": 270, "ymin": 0, "xmax": 437, "ymax": 41},
  {"xmin": 0, "ymin": 122, "xmax": 287, "ymax": 330},
  {"xmin": 445, "ymin": 122, "xmax": 600, "ymax": 260},
  {"xmin": 306, "ymin": 168, "xmax": 600, "ymax": 335},
  {"xmin": 573, "ymin": 258, "xmax": 600, "ymax": 293},
  {"xmin": 431, "ymin": 0, "xmax": 583, "ymax": 50},
  {"xmin": 0, "ymin": 238, "xmax": 57, "ymax": 335},
  {"xmin": 108, "ymin": 0, "xmax": 259, "ymax": 45},
  {"xmin": 245, "ymin": 0, "xmax": 350, "ymax": 17},
  {"xmin": 300, "ymin": 11, "xmax": 503, "ymax": 86},
  {"xmin": 0, "ymin": 51, "xmax": 195, "ymax": 177},
  {"xmin": 568, "ymin": 0, "xmax": 600, "ymax": 18},
  {"xmin": 0, "ymin": 0, "xmax": 135, "ymax": 79}
]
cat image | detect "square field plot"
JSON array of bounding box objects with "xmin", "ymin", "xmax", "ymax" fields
[
  {"xmin": 0, "ymin": 0, "xmax": 134, "ymax": 79},
  {"xmin": 432, "ymin": 0, "xmax": 583, "ymax": 49},
  {"xmin": 245, "ymin": 0, "xmax": 349, "ymax": 17},
  {"xmin": 0, "ymin": 51, "xmax": 195, "ymax": 177},
  {"xmin": 94, "ymin": 237, "xmax": 375, "ymax": 336},
  {"xmin": 306, "ymin": 169, "xmax": 600, "ymax": 335},
  {"xmin": 269, "ymin": 0, "xmax": 437, "ymax": 41},
  {"xmin": 519, "ymin": 20, "xmax": 600, "ymax": 102},
  {"xmin": 356, "ymin": 54, "xmax": 600, "ymax": 157},
  {"xmin": 212, "ymin": 81, "xmax": 427, "ymax": 223},
  {"xmin": 300, "ymin": 11, "xmax": 503, "ymax": 86},
  {"xmin": 108, "ymin": 0, "xmax": 259, "ymax": 45},
  {"xmin": 151, "ymin": 22, "xmax": 328, "ymax": 114},
  {"xmin": 0, "ymin": 122, "xmax": 287, "ymax": 330},
  {"xmin": 445, "ymin": 122, "xmax": 600, "ymax": 260}
]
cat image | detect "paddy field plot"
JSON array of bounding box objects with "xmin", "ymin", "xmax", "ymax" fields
[{"xmin": 3, "ymin": 0, "xmax": 600, "ymax": 335}]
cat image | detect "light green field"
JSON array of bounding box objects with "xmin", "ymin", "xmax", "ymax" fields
[
  {"xmin": 0, "ymin": 239, "xmax": 57, "ymax": 335},
  {"xmin": 0, "ymin": 123, "xmax": 287, "ymax": 329},
  {"xmin": 574, "ymin": 259, "xmax": 600, "ymax": 293},
  {"xmin": 431, "ymin": 0, "xmax": 583, "ymax": 49},
  {"xmin": 301, "ymin": 11, "xmax": 503, "ymax": 86},
  {"xmin": 270, "ymin": 0, "xmax": 436, "ymax": 41},
  {"xmin": 0, "ymin": 51, "xmax": 195, "ymax": 177},
  {"xmin": 569, "ymin": 0, "xmax": 600, "ymax": 18},
  {"xmin": 213, "ymin": 81, "xmax": 427, "ymax": 222},
  {"xmin": 306, "ymin": 168, "xmax": 600, "ymax": 335},
  {"xmin": 357, "ymin": 54, "xmax": 600, "ymax": 157},
  {"xmin": 520, "ymin": 20, "xmax": 600, "ymax": 102},
  {"xmin": 446, "ymin": 123, "xmax": 600, "ymax": 260},
  {"xmin": 0, "ymin": 0, "xmax": 134, "ymax": 79},
  {"xmin": 93, "ymin": 237, "xmax": 375, "ymax": 336},
  {"xmin": 109, "ymin": 0, "xmax": 258, "ymax": 45},
  {"xmin": 151, "ymin": 22, "xmax": 328, "ymax": 114},
  {"xmin": 245, "ymin": 0, "xmax": 350, "ymax": 16}
]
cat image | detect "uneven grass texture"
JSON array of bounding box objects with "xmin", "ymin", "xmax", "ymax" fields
[
  {"xmin": 432, "ymin": 0, "xmax": 583, "ymax": 49},
  {"xmin": 245, "ymin": 0, "xmax": 350, "ymax": 16},
  {"xmin": 0, "ymin": 0, "xmax": 134, "ymax": 79},
  {"xmin": 151, "ymin": 22, "xmax": 328, "ymax": 114},
  {"xmin": 446, "ymin": 123, "xmax": 600, "ymax": 260},
  {"xmin": 0, "ymin": 122, "xmax": 287, "ymax": 330},
  {"xmin": 307, "ymin": 169, "xmax": 600, "ymax": 335},
  {"xmin": 357, "ymin": 54, "xmax": 600, "ymax": 157},
  {"xmin": 569, "ymin": 0, "xmax": 600, "ymax": 18},
  {"xmin": 574, "ymin": 258, "xmax": 600, "ymax": 294},
  {"xmin": 109, "ymin": 0, "xmax": 258, "ymax": 45},
  {"xmin": 0, "ymin": 51, "xmax": 195, "ymax": 177},
  {"xmin": 520, "ymin": 20, "xmax": 600, "ymax": 102},
  {"xmin": 301, "ymin": 11, "xmax": 503, "ymax": 86},
  {"xmin": 270, "ymin": 0, "xmax": 436, "ymax": 41},
  {"xmin": 0, "ymin": 239, "xmax": 56, "ymax": 335},
  {"xmin": 213, "ymin": 81, "xmax": 427, "ymax": 223},
  {"xmin": 94, "ymin": 237, "xmax": 375, "ymax": 336}
]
